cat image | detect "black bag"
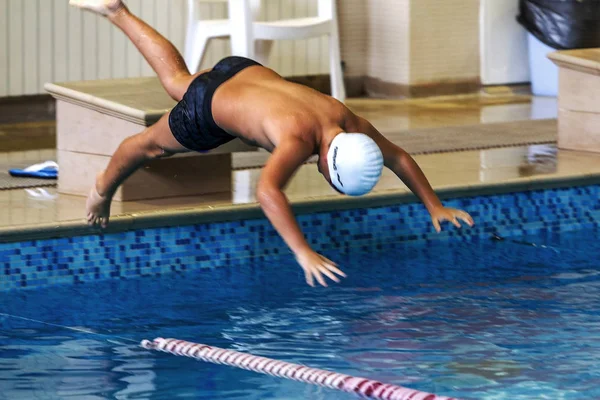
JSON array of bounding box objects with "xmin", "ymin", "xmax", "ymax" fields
[{"xmin": 517, "ymin": 0, "xmax": 600, "ymax": 50}]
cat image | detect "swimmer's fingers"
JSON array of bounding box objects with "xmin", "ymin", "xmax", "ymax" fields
[
  {"xmin": 304, "ymin": 268, "xmax": 314, "ymax": 287},
  {"xmin": 432, "ymin": 217, "xmax": 442, "ymax": 233},
  {"xmin": 451, "ymin": 217, "xmax": 462, "ymax": 229},
  {"xmin": 457, "ymin": 211, "xmax": 474, "ymax": 227},
  {"xmin": 297, "ymin": 251, "xmax": 344, "ymax": 287},
  {"xmin": 318, "ymin": 265, "xmax": 340, "ymax": 284},
  {"xmin": 311, "ymin": 267, "xmax": 328, "ymax": 287},
  {"xmin": 321, "ymin": 260, "xmax": 347, "ymax": 278},
  {"xmin": 317, "ymin": 255, "xmax": 346, "ymax": 282},
  {"xmin": 431, "ymin": 207, "xmax": 474, "ymax": 232},
  {"xmin": 450, "ymin": 210, "xmax": 475, "ymax": 229}
]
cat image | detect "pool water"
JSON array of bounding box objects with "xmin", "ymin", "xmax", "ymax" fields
[{"xmin": 1, "ymin": 229, "xmax": 600, "ymax": 400}]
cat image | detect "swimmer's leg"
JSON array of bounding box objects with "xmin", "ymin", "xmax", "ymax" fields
[
  {"xmin": 70, "ymin": 0, "xmax": 200, "ymax": 101},
  {"xmin": 86, "ymin": 112, "xmax": 189, "ymax": 228}
]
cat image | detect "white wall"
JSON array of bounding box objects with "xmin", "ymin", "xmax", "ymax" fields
[
  {"xmin": 480, "ymin": 0, "xmax": 530, "ymax": 85},
  {"xmin": 366, "ymin": 0, "xmax": 410, "ymax": 85},
  {"xmin": 410, "ymin": 0, "xmax": 480, "ymax": 85},
  {"xmin": 0, "ymin": 0, "xmax": 330, "ymax": 97}
]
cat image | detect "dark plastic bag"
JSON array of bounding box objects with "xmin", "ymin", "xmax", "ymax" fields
[{"xmin": 517, "ymin": 0, "xmax": 600, "ymax": 50}]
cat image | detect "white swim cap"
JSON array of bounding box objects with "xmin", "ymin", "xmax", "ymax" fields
[{"xmin": 327, "ymin": 133, "xmax": 384, "ymax": 196}]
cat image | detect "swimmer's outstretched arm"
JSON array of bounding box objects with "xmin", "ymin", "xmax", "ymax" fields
[
  {"xmin": 257, "ymin": 138, "xmax": 347, "ymax": 288},
  {"xmin": 359, "ymin": 118, "xmax": 475, "ymax": 232}
]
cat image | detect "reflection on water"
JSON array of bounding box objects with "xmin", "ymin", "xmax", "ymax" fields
[{"xmin": 480, "ymin": 144, "xmax": 558, "ymax": 182}]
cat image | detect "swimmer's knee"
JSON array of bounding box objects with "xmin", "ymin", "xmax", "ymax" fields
[
  {"xmin": 145, "ymin": 142, "xmax": 174, "ymax": 160},
  {"xmin": 165, "ymin": 86, "xmax": 184, "ymax": 102},
  {"xmin": 155, "ymin": 147, "xmax": 175, "ymax": 159},
  {"xmin": 133, "ymin": 130, "xmax": 174, "ymax": 160},
  {"xmin": 164, "ymin": 73, "xmax": 194, "ymax": 101}
]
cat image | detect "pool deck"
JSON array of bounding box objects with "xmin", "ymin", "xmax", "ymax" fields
[{"xmin": 3, "ymin": 92, "xmax": 600, "ymax": 243}]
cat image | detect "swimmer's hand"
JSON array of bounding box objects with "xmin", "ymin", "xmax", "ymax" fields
[
  {"xmin": 430, "ymin": 207, "xmax": 474, "ymax": 233},
  {"xmin": 295, "ymin": 250, "xmax": 346, "ymax": 287}
]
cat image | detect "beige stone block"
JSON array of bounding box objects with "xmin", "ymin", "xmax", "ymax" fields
[
  {"xmin": 558, "ymin": 109, "xmax": 600, "ymax": 153},
  {"xmin": 558, "ymin": 67, "xmax": 600, "ymax": 113},
  {"xmin": 55, "ymin": 100, "xmax": 258, "ymax": 156},
  {"xmin": 56, "ymin": 100, "xmax": 142, "ymax": 156},
  {"xmin": 57, "ymin": 150, "xmax": 232, "ymax": 201},
  {"xmin": 48, "ymin": 77, "xmax": 259, "ymax": 204}
]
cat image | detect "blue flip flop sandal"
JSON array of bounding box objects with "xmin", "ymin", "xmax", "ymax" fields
[{"xmin": 9, "ymin": 161, "xmax": 59, "ymax": 179}]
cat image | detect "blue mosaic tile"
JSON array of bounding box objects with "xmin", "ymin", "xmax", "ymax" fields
[{"xmin": 2, "ymin": 184, "xmax": 600, "ymax": 292}]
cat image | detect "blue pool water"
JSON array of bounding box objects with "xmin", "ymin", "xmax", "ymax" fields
[{"xmin": 1, "ymin": 229, "xmax": 600, "ymax": 399}]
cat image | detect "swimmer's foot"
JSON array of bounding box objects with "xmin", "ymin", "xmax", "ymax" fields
[
  {"xmin": 69, "ymin": 0, "xmax": 124, "ymax": 17},
  {"xmin": 86, "ymin": 172, "xmax": 112, "ymax": 228}
]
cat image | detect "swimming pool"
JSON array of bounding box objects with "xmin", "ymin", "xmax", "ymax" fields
[
  {"xmin": 1, "ymin": 228, "xmax": 600, "ymax": 399},
  {"xmin": 1, "ymin": 184, "xmax": 600, "ymax": 399}
]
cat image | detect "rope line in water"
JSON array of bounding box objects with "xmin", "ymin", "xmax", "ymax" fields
[
  {"xmin": 0, "ymin": 313, "xmax": 458, "ymax": 399},
  {"xmin": 0, "ymin": 312, "xmax": 139, "ymax": 344},
  {"xmin": 141, "ymin": 337, "xmax": 458, "ymax": 400}
]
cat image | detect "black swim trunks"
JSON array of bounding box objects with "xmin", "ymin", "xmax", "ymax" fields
[{"xmin": 168, "ymin": 56, "xmax": 262, "ymax": 152}]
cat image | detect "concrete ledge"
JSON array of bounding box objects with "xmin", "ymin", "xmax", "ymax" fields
[
  {"xmin": 548, "ymin": 49, "xmax": 600, "ymax": 76},
  {"xmin": 45, "ymin": 77, "xmax": 172, "ymax": 125},
  {"xmin": 549, "ymin": 48, "xmax": 600, "ymax": 153},
  {"xmin": 3, "ymin": 173, "xmax": 600, "ymax": 244}
]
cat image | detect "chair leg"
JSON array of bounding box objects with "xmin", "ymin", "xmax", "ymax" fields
[
  {"xmin": 254, "ymin": 40, "xmax": 274, "ymax": 65},
  {"xmin": 229, "ymin": 0, "xmax": 254, "ymax": 59},
  {"xmin": 184, "ymin": 23, "xmax": 197, "ymax": 71},
  {"xmin": 185, "ymin": 31, "xmax": 210, "ymax": 74},
  {"xmin": 329, "ymin": 32, "xmax": 346, "ymax": 102}
]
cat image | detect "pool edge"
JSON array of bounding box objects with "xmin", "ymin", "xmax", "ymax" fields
[{"xmin": 3, "ymin": 173, "xmax": 600, "ymax": 244}]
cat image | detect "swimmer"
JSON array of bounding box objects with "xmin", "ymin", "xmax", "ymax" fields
[{"xmin": 76, "ymin": 0, "xmax": 474, "ymax": 287}]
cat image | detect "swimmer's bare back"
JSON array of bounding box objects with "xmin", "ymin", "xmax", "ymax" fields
[{"xmin": 210, "ymin": 65, "xmax": 357, "ymax": 153}]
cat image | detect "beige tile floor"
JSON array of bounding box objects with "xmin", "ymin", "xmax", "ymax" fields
[{"xmin": 3, "ymin": 92, "xmax": 599, "ymax": 235}]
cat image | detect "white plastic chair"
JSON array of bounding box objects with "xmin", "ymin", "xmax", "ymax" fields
[
  {"xmin": 184, "ymin": 0, "xmax": 346, "ymax": 102},
  {"xmin": 184, "ymin": 0, "xmax": 242, "ymax": 74}
]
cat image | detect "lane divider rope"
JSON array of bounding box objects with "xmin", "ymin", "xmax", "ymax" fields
[{"xmin": 141, "ymin": 337, "xmax": 459, "ymax": 400}]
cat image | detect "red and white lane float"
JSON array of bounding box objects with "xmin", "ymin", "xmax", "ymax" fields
[{"xmin": 141, "ymin": 337, "xmax": 459, "ymax": 400}]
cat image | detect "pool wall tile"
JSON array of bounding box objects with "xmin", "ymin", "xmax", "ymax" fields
[{"xmin": 2, "ymin": 185, "xmax": 600, "ymax": 291}]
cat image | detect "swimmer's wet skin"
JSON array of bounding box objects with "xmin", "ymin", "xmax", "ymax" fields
[{"xmin": 73, "ymin": 0, "xmax": 474, "ymax": 288}]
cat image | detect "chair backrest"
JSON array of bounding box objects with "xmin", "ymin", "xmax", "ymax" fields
[
  {"xmin": 189, "ymin": 0, "xmax": 332, "ymax": 24},
  {"xmin": 247, "ymin": 0, "xmax": 262, "ymax": 20},
  {"xmin": 226, "ymin": 0, "xmax": 263, "ymax": 57},
  {"xmin": 318, "ymin": 0, "xmax": 335, "ymax": 20},
  {"xmin": 187, "ymin": 0, "xmax": 198, "ymax": 27},
  {"xmin": 188, "ymin": 0, "xmax": 262, "ymax": 22}
]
